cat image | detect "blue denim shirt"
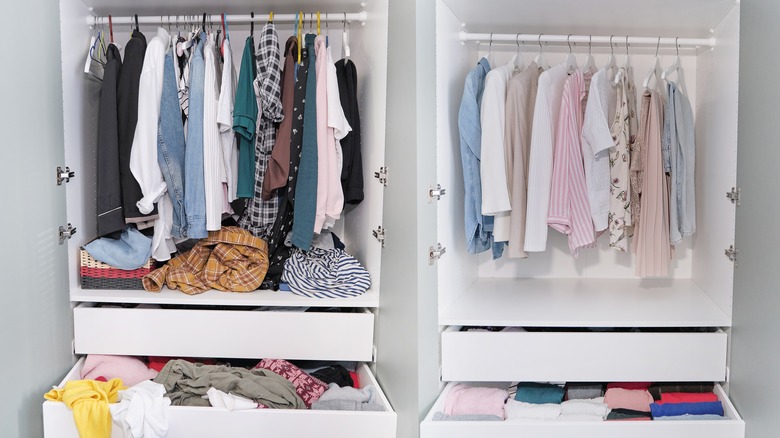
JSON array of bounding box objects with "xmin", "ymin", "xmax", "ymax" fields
[
  {"xmin": 664, "ymin": 82, "xmax": 696, "ymax": 244},
  {"xmin": 458, "ymin": 58, "xmax": 501, "ymax": 256}
]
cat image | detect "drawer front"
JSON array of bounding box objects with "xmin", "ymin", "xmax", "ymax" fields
[
  {"xmin": 44, "ymin": 360, "xmax": 396, "ymax": 438},
  {"xmin": 441, "ymin": 327, "xmax": 728, "ymax": 382},
  {"xmin": 74, "ymin": 305, "xmax": 374, "ymax": 361},
  {"xmin": 420, "ymin": 383, "xmax": 744, "ymax": 438}
]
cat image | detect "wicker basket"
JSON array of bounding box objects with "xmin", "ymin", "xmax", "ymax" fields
[{"xmin": 79, "ymin": 248, "xmax": 156, "ymax": 290}]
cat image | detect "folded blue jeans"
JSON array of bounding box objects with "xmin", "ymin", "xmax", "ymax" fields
[{"xmin": 84, "ymin": 226, "xmax": 152, "ymax": 270}]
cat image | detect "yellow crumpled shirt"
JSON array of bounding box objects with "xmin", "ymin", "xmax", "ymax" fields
[{"xmin": 44, "ymin": 378, "xmax": 126, "ymax": 438}]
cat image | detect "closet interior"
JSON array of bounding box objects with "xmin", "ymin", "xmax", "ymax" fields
[
  {"xmin": 43, "ymin": 0, "xmax": 396, "ymax": 437},
  {"xmin": 422, "ymin": 0, "xmax": 745, "ymax": 436}
]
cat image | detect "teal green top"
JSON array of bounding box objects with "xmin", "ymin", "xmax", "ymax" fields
[{"xmin": 234, "ymin": 36, "xmax": 258, "ymax": 198}]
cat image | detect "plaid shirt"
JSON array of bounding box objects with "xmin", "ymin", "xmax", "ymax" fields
[
  {"xmin": 143, "ymin": 227, "xmax": 269, "ymax": 294},
  {"xmin": 239, "ymin": 23, "xmax": 284, "ymax": 239}
]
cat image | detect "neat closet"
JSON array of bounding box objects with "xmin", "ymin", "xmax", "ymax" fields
[
  {"xmin": 42, "ymin": 0, "xmax": 396, "ymax": 437},
  {"xmin": 421, "ymin": 0, "xmax": 744, "ymax": 436}
]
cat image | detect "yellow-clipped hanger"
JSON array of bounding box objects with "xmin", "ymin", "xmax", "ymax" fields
[
  {"xmin": 269, "ymin": 12, "xmax": 274, "ymax": 22},
  {"xmin": 317, "ymin": 12, "xmax": 321, "ymax": 35}
]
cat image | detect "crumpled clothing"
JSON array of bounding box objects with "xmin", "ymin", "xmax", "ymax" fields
[
  {"xmin": 311, "ymin": 399, "xmax": 385, "ymax": 411},
  {"xmin": 45, "ymin": 378, "xmax": 127, "ymax": 438},
  {"xmin": 81, "ymin": 354, "xmax": 158, "ymax": 387},
  {"xmin": 153, "ymin": 359, "xmax": 305, "ymax": 409},
  {"xmin": 282, "ymin": 247, "xmax": 370, "ymax": 298},
  {"xmin": 206, "ymin": 387, "xmax": 259, "ymax": 410},
  {"xmin": 143, "ymin": 227, "xmax": 269, "ymax": 294},
  {"xmin": 318, "ymin": 383, "xmax": 376, "ymax": 404},
  {"xmin": 254, "ymin": 359, "xmax": 327, "ymax": 408},
  {"xmin": 109, "ymin": 380, "xmax": 170, "ymax": 438},
  {"xmin": 84, "ymin": 226, "xmax": 153, "ymax": 270}
]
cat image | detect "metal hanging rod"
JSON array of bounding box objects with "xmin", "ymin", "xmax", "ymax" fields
[
  {"xmin": 87, "ymin": 12, "xmax": 367, "ymax": 27},
  {"xmin": 460, "ymin": 32, "xmax": 715, "ymax": 48}
]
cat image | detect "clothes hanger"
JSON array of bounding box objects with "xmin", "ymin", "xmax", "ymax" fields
[
  {"xmin": 325, "ymin": 13, "xmax": 329, "ymax": 46},
  {"xmin": 662, "ymin": 37, "xmax": 686, "ymax": 94},
  {"xmin": 534, "ymin": 34, "xmax": 550, "ymax": 70},
  {"xmin": 613, "ymin": 36, "xmax": 630, "ymax": 86},
  {"xmin": 643, "ymin": 36, "xmax": 663, "ymax": 90},
  {"xmin": 562, "ymin": 34, "xmax": 578, "ymax": 75},
  {"xmin": 582, "ymin": 35, "xmax": 596, "ymax": 73},
  {"xmin": 317, "ymin": 12, "xmax": 321, "ymax": 36},
  {"xmin": 250, "ymin": 11, "xmax": 255, "ymax": 38},
  {"xmin": 484, "ymin": 33, "xmax": 495, "ymax": 67},
  {"xmin": 342, "ymin": 12, "xmax": 351, "ymax": 61},
  {"xmin": 510, "ymin": 33, "xmax": 525, "ymax": 72},
  {"xmin": 605, "ymin": 35, "xmax": 617, "ymax": 75}
]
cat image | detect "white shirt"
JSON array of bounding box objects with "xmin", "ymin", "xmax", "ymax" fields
[
  {"xmin": 581, "ymin": 68, "xmax": 616, "ymax": 232},
  {"xmin": 324, "ymin": 45, "xmax": 351, "ymax": 229},
  {"xmin": 480, "ymin": 61, "xmax": 514, "ymax": 241},
  {"xmin": 203, "ymin": 34, "xmax": 223, "ymax": 231},
  {"xmin": 524, "ymin": 64, "xmax": 568, "ymax": 252},
  {"xmin": 217, "ymin": 39, "xmax": 238, "ymax": 211}
]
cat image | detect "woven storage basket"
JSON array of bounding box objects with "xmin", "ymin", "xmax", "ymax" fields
[{"xmin": 79, "ymin": 248, "xmax": 156, "ymax": 290}]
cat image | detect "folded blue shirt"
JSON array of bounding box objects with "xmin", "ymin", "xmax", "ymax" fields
[
  {"xmin": 650, "ymin": 401, "xmax": 724, "ymax": 418},
  {"xmin": 84, "ymin": 226, "xmax": 153, "ymax": 270}
]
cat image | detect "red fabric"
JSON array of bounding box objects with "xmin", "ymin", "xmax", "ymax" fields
[
  {"xmin": 350, "ymin": 371, "xmax": 360, "ymax": 388},
  {"xmin": 80, "ymin": 266, "xmax": 153, "ymax": 278},
  {"xmin": 607, "ymin": 382, "xmax": 652, "ymax": 390},
  {"xmin": 255, "ymin": 359, "xmax": 328, "ymax": 408},
  {"xmin": 658, "ymin": 392, "xmax": 719, "ymax": 404},
  {"xmin": 147, "ymin": 357, "xmax": 215, "ymax": 372},
  {"xmin": 94, "ymin": 376, "xmax": 107, "ymax": 382}
]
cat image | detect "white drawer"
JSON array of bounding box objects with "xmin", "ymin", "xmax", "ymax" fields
[
  {"xmin": 420, "ymin": 382, "xmax": 744, "ymax": 438},
  {"xmin": 441, "ymin": 326, "xmax": 728, "ymax": 382},
  {"xmin": 74, "ymin": 304, "xmax": 375, "ymax": 361},
  {"xmin": 44, "ymin": 359, "xmax": 396, "ymax": 438}
]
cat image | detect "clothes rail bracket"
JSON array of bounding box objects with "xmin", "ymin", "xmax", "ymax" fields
[
  {"xmin": 727, "ymin": 187, "xmax": 741, "ymax": 206},
  {"xmin": 59, "ymin": 223, "xmax": 77, "ymax": 245},
  {"xmin": 372, "ymin": 226, "xmax": 386, "ymax": 247},
  {"xmin": 374, "ymin": 166, "xmax": 388, "ymax": 187},
  {"xmin": 428, "ymin": 243, "xmax": 446, "ymax": 265},
  {"xmin": 56, "ymin": 166, "xmax": 75, "ymax": 185},
  {"xmin": 725, "ymin": 245, "xmax": 739, "ymax": 267},
  {"xmin": 428, "ymin": 184, "xmax": 446, "ymax": 203}
]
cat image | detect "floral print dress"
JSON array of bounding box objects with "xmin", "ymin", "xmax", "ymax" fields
[{"xmin": 608, "ymin": 67, "xmax": 638, "ymax": 251}]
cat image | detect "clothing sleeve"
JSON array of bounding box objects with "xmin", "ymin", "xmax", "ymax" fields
[
  {"xmin": 129, "ymin": 48, "xmax": 168, "ymax": 215},
  {"xmin": 480, "ymin": 70, "xmax": 511, "ymax": 215},
  {"xmin": 582, "ymin": 76, "xmax": 614, "ymax": 156},
  {"xmin": 524, "ymin": 74, "xmax": 553, "ymax": 252},
  {"xmin": 547, "ymin": 86, "xmax": 572, "ymax": 234},
  {"xmin": 328, "ymin": 62, "xmax": 352, "ymax": 140}
]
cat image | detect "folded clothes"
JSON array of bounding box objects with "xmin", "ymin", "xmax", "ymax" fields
[
  {"xmin": 255, "ymin": 359, "xmax": 328, "ymax": 407},
  {"xmin": 153, "ymin": 359, "xmax": 305, "ymax": 409},
  {"xmin": 81, "ymin": 355, "xmax": 158, "ymax": 387},
  {"xmin": 558, "ymin": 414, "xmax": 604, "ymax": 422},
  {"xmin": 649, "ymin": 383, "xmax": 715, "ymax": 400},
  {"xmin": 650, "ymin": 401, "xmax": 724, "ymax": 418},
  {"xmin": 444, "ymin": 384, "xmax": 508, "ymax": 418},
  {"xmin": 110, "ymin": 380, "xmax": 171, "ymax": 438},
  {"xmin": 432, "ymin": 412, "xmax": 503, "ymax": 421},
  {"xmin": 84, "ymin": 226, "xmax": 153, "ymax": 270},
  {"xmin": 311, "ymin": 365, "xmax": 354, "ymax": 388},
  {"xmin": 206, "ymin": 387, "xmax": 259, "ymax": 410},
  {"xmin": 318, "ymin": 383, "xmax": 377, "ymax": 404},
  {"xmin": 654, "ymin": 414, "xmax": 727, "ymax": 421},
  {"xmin": 504, "ymin": 399, "xmax": 562, "ymax": 421},
  {"xmin": 658, "ymin": 392, "xmax": 719, "ymax": 404},
  {"xmin": 604, "ymin": 388, "xmax": 654, "ymax": 412},
  {"xmin": 565, "ymin": 383, "xmax": 604, "ymax": 400},
  {"xmin": 515, "ymin": 382, "xmax": 565, "ymax": 404},
  {"xmin": 606, "ymin": 408, "xmax": 652, "ymax": 421},
  {"xmin": 311, "ymin": 399, "xmax": 385, "ymax": 411},
  {"xmin": 560, "ymin": 399, "xmax": 609, "ymax": 418},
  {"xmin": 606, "ymin": 382, "xmax": 652, "ymax": 390}
]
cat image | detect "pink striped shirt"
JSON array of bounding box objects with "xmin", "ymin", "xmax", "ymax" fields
[{"xmin": 547, "ymin": 69, "xmax": 596, "ymax": 256}]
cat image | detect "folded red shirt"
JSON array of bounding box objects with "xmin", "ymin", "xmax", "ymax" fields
[{"xmin": 658, "ymin": 392, "xmax": 719, "ymax": 404}]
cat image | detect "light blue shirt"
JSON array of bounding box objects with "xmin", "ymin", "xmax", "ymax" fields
[{"xmin": 664, "ymin": 82, "xmax": 696, "ymax": 244}]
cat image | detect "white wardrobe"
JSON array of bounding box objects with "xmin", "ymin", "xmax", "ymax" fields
[
  {"xmin": 40, "ymin": 0, "xmax": 399, "ymax": 437},
  {"xmin": 421, "ymin": 0, "xmax": 745, "ymax": 437}
]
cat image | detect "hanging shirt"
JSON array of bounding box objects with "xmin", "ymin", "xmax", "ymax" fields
[
  {"xmin": 174, "ymin": 38, "xmax": 190, "ymax": 127},
  {"xmin": 325, "ymin": 45, "xmax": 351, "ymax": 228},
  {"xmin": 581, "ymin": 68, "xmax": 616, "ymax": 232},
  {"xmin": 96, "ymin": 43, "xmax": 124, "ymax": 237},
  {"xmin": 335, "ymin": 58, "xmax": 364, "ymax": 205},
  {"xmin": 457, "ymin": 58, "xmax": 493, "ymax": 254},
  {"xmin": 217, "ymin": 38, "xmax": 238, "ymax": 211},
  {"xmin": 239, "ymin": 23, "xmax": 284, "ymax": 239},
  {"xmin": 203, "ymin": 34, "xmax": 223, "ymax": 231},
  {"xmin": 635, "ymin": 90, "xmax": 673, "ymax": 276},
  {"xmin": 234, "ymin": 36, "xmax": 259, "ymax": 199},
  {"xmin": 665, "ymin": 81, "xmax": 696, "ymax": 244},
  {"xmin": 547, "ymin": 69, "xmax": 596, "ymax": 256},
  {"xmin": 608, "ymin": 67, "xmax": 638, "ymax": 251},
  {"xmin": 480, "ymin": 60, "xmax": 514, "ymax": 237},
  {"xmin": 503, "ymin": 62, "xmax": 541, "ymax": 258},
  {"xmin": 524, "ymin": 64, "xmax": 568, "ymax": 252},
  {"xmin": 184, "ymin": 33, "xmax": 208, "ymax": 239}
]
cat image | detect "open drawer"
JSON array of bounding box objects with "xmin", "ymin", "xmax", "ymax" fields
[
  {"xmin": 441, "ymin": 326, "xmax": 728, "ymax": 382},
  {"xmin": 74, "ymin": 304, "xmax": 375, "ymax": 361},
  {"xmin": 420, "ymin": 382, "xmax": 744, "ymax": 438},
  {"xmin": 43, "ymin": 358, "xmax": 397, "ymax": 438}
]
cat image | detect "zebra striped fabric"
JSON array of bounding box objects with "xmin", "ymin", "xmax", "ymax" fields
[{"xmin": 282, "ymin": 248, "xmax": 370, "ymax": 298}]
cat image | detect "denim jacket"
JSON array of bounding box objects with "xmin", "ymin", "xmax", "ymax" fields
[
  {"xmin": 664, "ymin": 82, "xmax": 696, "ymax": 244},
  {"xmin": 458, "ymin": 58, "xmax": 499, "ymax": 256}
]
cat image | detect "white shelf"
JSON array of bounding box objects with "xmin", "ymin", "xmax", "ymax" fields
[
  {"xmin": 440, "ymin": 278, "xmax": 731, "ymax": 327},
  {"xmin": 72, "ymin": 286, "xmax": 379, "ymax": 308}
]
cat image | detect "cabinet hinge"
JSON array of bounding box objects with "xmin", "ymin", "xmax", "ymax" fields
[
  {"xmin": 428, "ymin": 184, "xmax": 447, "ymax": 203},
  {"xmin": 57, "ymin": 166, "xmax": 75, "ymax": 185},
  {"xmin": 372, "ymin": 226, "xmax": 386, "ymax": 247},
  {"xmin": 374, "ymin": 166, "xmax": 388, "ymax": 187},
  {"xmin": 59, "ymin": 223, "xmax": 77, "ymax": 245},
  {"xmin": 726, "ymin": 187, "xmax": 741, "ymax": 206},
  {"xmin": 725, "ymin": 245, "xmax": 738, "ymax": 266},
  {"xmin": 428, "ymin": 243, "xmax": 447, "ymax": 265}
]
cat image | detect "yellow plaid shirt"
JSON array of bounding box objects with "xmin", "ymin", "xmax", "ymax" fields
[{"xmin": 143, "ymin": 227, "xmax": 269, "ymax": 295}]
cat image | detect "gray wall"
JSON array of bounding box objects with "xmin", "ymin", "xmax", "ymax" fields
[
  {"xmin": 0, "ymin": 0, "xmax": 76, "ymax": 437},
  {"xmin": 730, "ymin": 1, "xmax": 780, "ymax": 436}
]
